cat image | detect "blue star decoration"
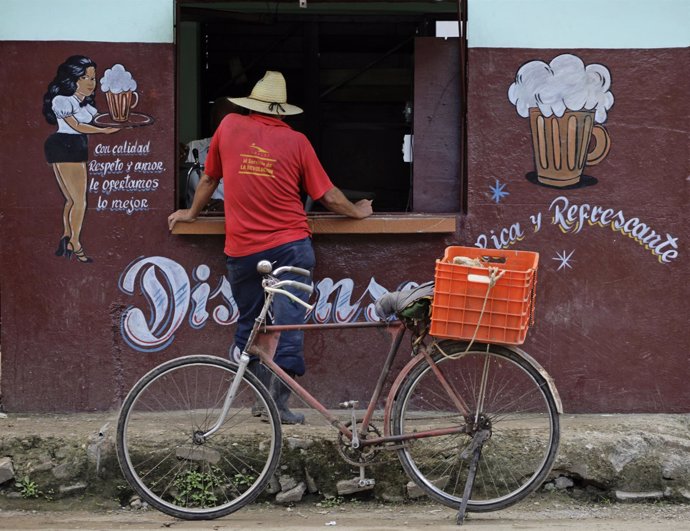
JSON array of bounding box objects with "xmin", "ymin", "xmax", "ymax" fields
[
  {"xmin": 490, "ymin": 179, "xmax": 509, "ymax": 203},
  {"xmin": 553, "ymin": 250, "xmax": 575, "ymax": 271}
]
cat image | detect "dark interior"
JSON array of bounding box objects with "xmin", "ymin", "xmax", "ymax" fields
[{"xmin": 178, "ymin": 2, "xmax": 458, "ymax": 212}]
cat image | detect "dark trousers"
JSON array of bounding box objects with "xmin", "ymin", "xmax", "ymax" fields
[{"xmin": 225, "ymin": 237, "xmax": 315, "ymax": 376}]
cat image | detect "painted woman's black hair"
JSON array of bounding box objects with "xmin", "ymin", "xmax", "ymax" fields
[{"xmin": 42, "ymin": 55, "xmax": 97, "ymax": 125}]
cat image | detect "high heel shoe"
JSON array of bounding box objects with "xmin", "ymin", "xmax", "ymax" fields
[
  {"xmin": 73, "ymin": 247, "xmax": 93, "ymax": 263},
  {"xmin": 55, "ymin": 236, "xmax": 69, "ymax": 257},
  {"xmin": 67, "ymin": 242, "xmax": 93, "ymax": 263}
]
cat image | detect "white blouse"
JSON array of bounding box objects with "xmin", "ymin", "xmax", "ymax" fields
[{"xmin": 52, "ymin": 95, "xmax": 97, "ymax": 134}]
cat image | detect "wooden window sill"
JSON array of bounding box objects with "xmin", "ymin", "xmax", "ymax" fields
[{"xmin": 171, "ymin": 213, "xmax": 457, "ymax": 235}]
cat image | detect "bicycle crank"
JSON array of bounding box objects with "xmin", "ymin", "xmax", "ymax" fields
[{"xmin": 336, "ymin": 418, "xmax": 386, "ymax": 466}]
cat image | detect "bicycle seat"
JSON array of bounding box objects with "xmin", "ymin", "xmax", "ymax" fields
[{"xmin": 375, "ymin": 281, "xmax": 434, "ymax": 321}]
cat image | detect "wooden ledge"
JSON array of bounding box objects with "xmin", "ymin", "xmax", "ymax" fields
[{"xmin": 171, "ymin": 213, "xmax": 457, "ymax": 235}]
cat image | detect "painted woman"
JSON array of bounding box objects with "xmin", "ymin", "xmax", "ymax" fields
[{"xmin": 42, "ymin": 55, "xmax": 118, "ymax": 263}]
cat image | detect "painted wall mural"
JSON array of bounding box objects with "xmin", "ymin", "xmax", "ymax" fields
[
  {"xmin": 42, "ymin": 57, "xmax": 155, "ymax": 264},
  {"xmin": 43, "ymin": 55, "xmax": 120, "ymax": 263},
  {"xmin": 113, "ymin": 52, "xmax": 681, "ymax": 362},
  {"xmin": 474, "ymin": 195, "xmax": 679, "ymax": 264},
  {"xmin": 509, "ymin": 53, "xmax": 612, "ymax": 189},
  {"xmin": 474, "ymin": 53, "xmax": 679, "ymax": 266},
  {"xmin": 118, "ymin": 256, "xmax": 412, "ymax": 353},
  {"xmin": 90, "ymin": 63, "xmax": 158, "ymax": 216}
]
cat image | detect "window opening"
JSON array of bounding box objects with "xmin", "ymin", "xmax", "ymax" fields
[{"xmin": 177, "ymin": 1, "xmax": 461, "ymax": 215}]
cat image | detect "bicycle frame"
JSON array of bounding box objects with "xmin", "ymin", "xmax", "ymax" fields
[
  {"xmin": 201, "ymin": 264, "xmax": 561, "ymax": 450},
  {"xmin": 202, "ymin": 313, "xmax": 562, "ymax": 453},
  {"xmin": 196, "ymin": 261, "xmax": 475, "ymax": 445},
  {"xmin": 240, "ymin": 314, "xmax": 471, "ymax": 449}
]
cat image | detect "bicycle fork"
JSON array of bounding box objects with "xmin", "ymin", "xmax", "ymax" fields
[
  {"xmin": 198, "ymin": 353, "xmax": 252, "ymax": 441},
  {"xmin": 199, "ymin": 289, "xmax": 278, "ymax": 441}
]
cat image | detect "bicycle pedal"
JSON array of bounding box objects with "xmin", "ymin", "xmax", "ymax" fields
[
  {"xmin": 336, "ymin": 477, "xmax": 375, "ymax": 495},
  {"xmin": 339, "ymin": 400, "xmax": 359, "ymax": 409}
]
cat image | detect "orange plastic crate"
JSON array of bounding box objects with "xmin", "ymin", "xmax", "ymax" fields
[{"xmin": 430, "ymin": 246, "xmax": 539, "ymax": 345}]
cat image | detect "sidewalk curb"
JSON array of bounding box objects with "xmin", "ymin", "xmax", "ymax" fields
[{"xmin": 1, "ymin": 413, "xmax": 689, "ymax": 507}]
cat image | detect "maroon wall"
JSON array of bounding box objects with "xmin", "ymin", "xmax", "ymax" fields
[
  {"xmin": 464, "ymin": 48, "xmax": 688, "ymax": 412},
  {"xmin": 0, "ymin": 41, "xmax": 177, "ymax": 410},
  {"xmin": 1, "ymin": 41, "xmax": 687, "ymax": 414},
  {"xmin": 0, "ymin": 40, "xmax": 452, "ymax": 411}
]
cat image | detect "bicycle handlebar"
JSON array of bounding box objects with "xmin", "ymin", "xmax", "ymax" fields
[
  {"xmin": 256, "ymin": 260, "xmax": 314, "ymax": 308},
  {"xmin": 256, "ymin": 260, "xmax": 310, "ymax": 279},
  {"xmin": 264, "ymin": 285, "xmax": 314, "ymax": 311},
  {"xmin": 272, "ymin": 265, "xmax": 311, "ymax": 278},
  {"xmin": 275, "ymin": 279, "xmax": 314, "ymax": 296}
]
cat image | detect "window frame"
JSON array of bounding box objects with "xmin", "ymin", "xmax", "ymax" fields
[{"xmin": 173, "ymin": 0, "xmax": 466, "ymax": 235}]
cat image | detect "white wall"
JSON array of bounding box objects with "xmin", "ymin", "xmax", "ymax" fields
[
  {"xmin": 469, "ymin": 0, "xmax": 690, "ymax": 48},
  {"xmin": 0, "ymin": 0, "xmax": 174, "ymax": 42},
  {"xmin": 4, "ymin": 0, "xmax": 688, "ymax": 47}
]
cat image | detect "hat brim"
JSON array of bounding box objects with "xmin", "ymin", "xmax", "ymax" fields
[{"xmin": 228, "ymin": 97, "xmax": 303, "ymax": 116}]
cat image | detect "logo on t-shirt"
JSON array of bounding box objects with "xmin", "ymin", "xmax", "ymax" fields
[{"xmin": 239, "ymin": 143, "xmax": 275, "ymax": 178}]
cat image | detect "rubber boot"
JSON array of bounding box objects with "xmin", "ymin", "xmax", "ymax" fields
[
  {"xmin": 248, "ymin": 360, "xmax": 273, "ymax": 417},
  {"xmin": 271, "ymin": 373, "xmax": 305, "ymax": 425}
]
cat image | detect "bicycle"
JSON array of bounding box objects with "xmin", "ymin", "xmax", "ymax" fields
[{"xmin": 116, "ymin": 257, "xmax": 562, "ymax": 524}]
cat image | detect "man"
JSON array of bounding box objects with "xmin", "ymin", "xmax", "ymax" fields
[
  {"xmin": 183, "ymin": 96, "xmax": 238, "ymax": 209},
  {"xmin": 168, "ymin": 71, "xmax": 373, "ymax": 424}
]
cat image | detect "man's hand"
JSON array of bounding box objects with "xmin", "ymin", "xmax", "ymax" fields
[
  {"xmin": 168, "ymin": 173, "xmax": 220, "ymax": 231},
  {"xmin": 168, "ymin": 209, "xmax": 197, "ymax": 231},
  {"xmin": 319, "ymin": 188, "xmax": 374, "ymax": 219},
  {"xmin": 353, "ymin": 199, "xmax": 373, "ymax": 219}
]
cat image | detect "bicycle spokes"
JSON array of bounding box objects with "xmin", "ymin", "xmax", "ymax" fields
[
  {"xmin": 391, "ymin": 342, "xmax": 560, "ymax": 513},
  {"xmin": 117, "ymin": 356, "xmax": 282, "ymax": 519}
]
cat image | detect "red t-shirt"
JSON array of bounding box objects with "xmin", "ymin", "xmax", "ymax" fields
[{"xmin": 204, "ymin": 113, "xmax": 334, "ymax": 257}]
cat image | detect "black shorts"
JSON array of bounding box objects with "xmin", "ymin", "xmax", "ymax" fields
[{"xmin": 44, "ymin": 133, "xmax": 88, "ymax": 163}]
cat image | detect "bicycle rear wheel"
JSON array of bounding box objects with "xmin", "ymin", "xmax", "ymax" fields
[
  {"xmin": 391, "ymin": 341, "xmax": 560, "ymax": 512},
  {"xmin": 116, "ymin": 355, "xmax": 281, "ymax": 520}
]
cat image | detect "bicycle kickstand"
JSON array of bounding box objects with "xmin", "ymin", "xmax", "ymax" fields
[{"xmin": 456, "ymin": 428, "xmax": 490, "ymax": 525}]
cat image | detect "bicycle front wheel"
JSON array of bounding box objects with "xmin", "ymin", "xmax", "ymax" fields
[
  {"xmin": 391, "ymin": 341, "xmax": 560, "ymax": 512},
  {"xmin": 116, "ymin": 355, "xmax": 281, "ymax": 520}
]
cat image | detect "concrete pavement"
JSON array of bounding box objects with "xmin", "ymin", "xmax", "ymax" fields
[{"xmin": 0, "ymin": 411, "xmax": 688, "ymax": 508}]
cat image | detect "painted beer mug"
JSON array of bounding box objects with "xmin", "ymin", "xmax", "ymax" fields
[
  {"xmin": 529, "ymin": 108, "xmax": 610, "ymax": 187},
  {"xmin": 100, "ymin": 64, "xmax": 139, "ymax": 123},
  {"xmin": 509, "ymin": 54, "xmax": 614, "ymax": 187},
  {"xmin": 104, "ymin": 90, "xmax": 139, "ymax": 122}
]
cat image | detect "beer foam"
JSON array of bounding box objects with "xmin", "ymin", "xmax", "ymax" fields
[
  {"xmin": 508, "ymin": 54, "xmax": 613, "ymax": 123},
  {"xmin": 100, "ymin": 64, "xmax": 137, "ymax": 94}
]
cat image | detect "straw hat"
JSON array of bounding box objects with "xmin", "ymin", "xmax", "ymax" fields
[{"xmin": 228, "ymin": 71, "xmax": 303, "ymax": 116}]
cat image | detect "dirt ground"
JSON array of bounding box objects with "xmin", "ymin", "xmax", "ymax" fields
[
  {"xmin": 2, "ymin": 413, "xmax": 690, "ymax": 529},
  {"xmin": 1, "ymin": 493, "xmax": 689, "ymax": 531}
]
